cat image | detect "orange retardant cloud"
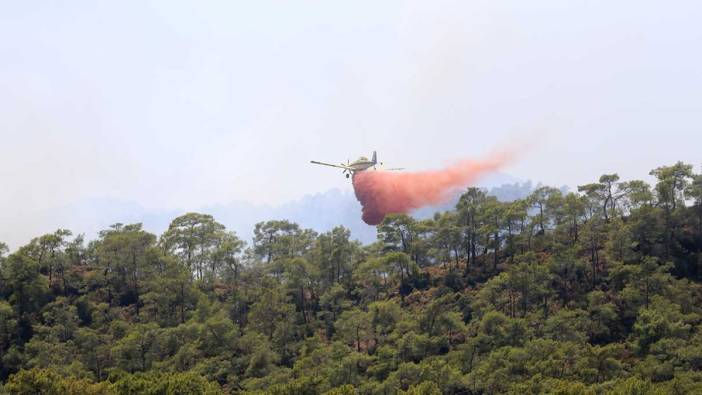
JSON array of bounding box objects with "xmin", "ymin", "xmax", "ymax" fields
[{"xmin": 352, "ymin": 150, "xmax": 514, "ymax": 225}]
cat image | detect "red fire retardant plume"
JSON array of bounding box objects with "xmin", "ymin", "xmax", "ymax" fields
[{"xmin": 352, "ymin": 152, "xmax": 512, "ymax": 225}]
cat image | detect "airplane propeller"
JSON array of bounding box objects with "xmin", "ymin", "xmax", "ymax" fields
[{"xmin": 342, "ymin": 159, "xmax": 351, "ymax": 178}]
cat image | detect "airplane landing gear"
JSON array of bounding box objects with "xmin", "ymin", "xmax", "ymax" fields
[{"xmin": 346, "ymin": 173, "xmax": 350, "ymax": 178}]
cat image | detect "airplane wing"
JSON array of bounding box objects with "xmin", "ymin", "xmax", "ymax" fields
[
  {"xmin": 374, "ymin": 166, "xmax": 404, "ymax": 171},
  {"xmin": 310, "ymin": 160, "xmax": 354, "ymax": 170}
]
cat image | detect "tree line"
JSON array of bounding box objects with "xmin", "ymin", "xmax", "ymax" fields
[{"xmin": 1, "ymin": 161, "xmax": 702, "ymax": 394}]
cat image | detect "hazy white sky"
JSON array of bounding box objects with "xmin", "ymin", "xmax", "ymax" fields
[{"xmin": 1, "ymin": 1, "xmax": 701, "ymax": 245}]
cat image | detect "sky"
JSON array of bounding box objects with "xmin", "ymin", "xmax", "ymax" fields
[{"xmin": 1, "ymin": 1, "xmax": 701, "ymax": 248}]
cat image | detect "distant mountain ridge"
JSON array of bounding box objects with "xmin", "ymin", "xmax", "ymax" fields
[{"xmin": 29, "ymin": 172, "xmax": 533, "ymax": 248}]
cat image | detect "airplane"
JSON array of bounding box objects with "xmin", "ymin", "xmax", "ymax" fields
[{"xmin": 310, "ymin": 151, "xmax": 403, "ymax": 178}]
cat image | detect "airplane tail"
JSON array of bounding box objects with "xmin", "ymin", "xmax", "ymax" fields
[{"xmin": 372, "ymin": 151, "xmax": 377, "ymax": 164}]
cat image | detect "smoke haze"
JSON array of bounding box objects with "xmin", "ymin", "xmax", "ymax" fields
[{"xmin": 2, "ymin": 1, "xmax": 701, "ymax": 249}]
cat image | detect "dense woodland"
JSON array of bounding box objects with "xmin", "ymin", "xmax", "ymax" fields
[{"xmin": 1, "ymin": 162, "xmax": 702, "ymax": 394}]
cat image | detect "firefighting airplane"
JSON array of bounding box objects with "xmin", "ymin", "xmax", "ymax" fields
[{"xmin": 310, "ymin": 151, "xmax": 403, "ymax": 178}]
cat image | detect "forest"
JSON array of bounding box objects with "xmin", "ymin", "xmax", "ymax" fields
[{"xmin": 1, "ymin": 161, "xmax": 702, "ymax": 394}]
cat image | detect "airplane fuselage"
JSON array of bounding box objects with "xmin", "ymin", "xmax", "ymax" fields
[{"xmin": 348, "ymin": 157, "xmax": 375, "ymax": 172}]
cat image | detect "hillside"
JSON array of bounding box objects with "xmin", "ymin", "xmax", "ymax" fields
[{"xmin": 1, "ymin": 162, "xmax": 702, "ymax": 394}]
